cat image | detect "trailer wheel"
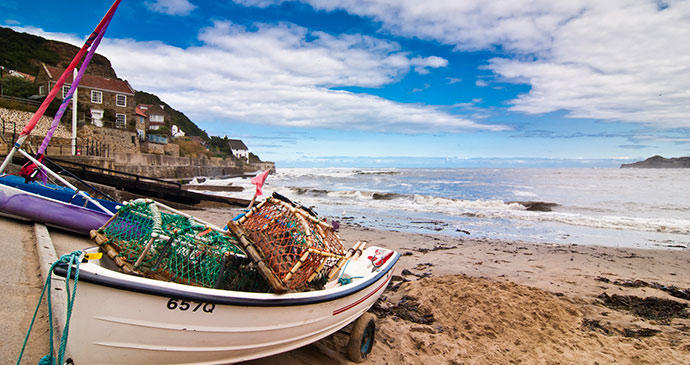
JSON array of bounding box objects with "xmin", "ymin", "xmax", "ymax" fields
[{"xmin": 347, "ymin": 313, "xmax": 376, "ymax": 363}]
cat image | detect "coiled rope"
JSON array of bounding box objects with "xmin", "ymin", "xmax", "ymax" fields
[{"xmin": 17, "ymin": 250, "xmax": 83, "ymax": 365}]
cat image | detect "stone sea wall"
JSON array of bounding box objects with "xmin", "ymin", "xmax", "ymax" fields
[
  {"xmin": 78, "ymin": 124, "xmax": 140, "ymax": 154},
  {"xmin": 57, "ymin": 153, "xmax": 275, "ymax": 179}
]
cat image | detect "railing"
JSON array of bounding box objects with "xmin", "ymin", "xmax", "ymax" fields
[
  {"xmin": 44, "ymin": 139, "xmax": 110, "ymax": 158},
  {"xmin": 0, "ymin": 94, "xmax": 42, "ymax": 107},
  {"xmin": 1, "ymin": 117, "xmax": 17, "ymax": 142}
]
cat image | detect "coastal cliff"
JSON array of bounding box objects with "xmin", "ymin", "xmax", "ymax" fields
[{"xmin": 620, "ymin": 155, "xmax": 690, "ymax": 168}]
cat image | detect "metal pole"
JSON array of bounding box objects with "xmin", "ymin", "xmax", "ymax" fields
[{"xmin": 72, "ymin": 68, "xmax": 78, "ymax": 155}]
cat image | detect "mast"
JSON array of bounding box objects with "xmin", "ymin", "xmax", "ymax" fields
[
  {"xmin": 0, "ymin": 0, "xmax": 121, "ymax": 173},
  {"xmin": 72, "ymin": 68, "xmax": 78, "ymax": 155}
]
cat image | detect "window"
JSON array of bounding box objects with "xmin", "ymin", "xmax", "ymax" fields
[
  {"xmin": 116, "ymin": 94, "xmax": 126, "ymax": 107},
  {"xmin": 91, "ymin": 90, "xmax": 102, "ymax": 104},
  {"xmin": 39, "ymin": 86, "xmax": 45, "ymax": 96},
  {"xmin": 115, "ymin": 113, "xmax": 126, "ymax": 129},
  {"xmin": 62, "ymin": 85, "xmax": 70, "ymax": 98},
  {"xmin": 150, "ymin": 114, "xmax": 164, "ymax": 122}
]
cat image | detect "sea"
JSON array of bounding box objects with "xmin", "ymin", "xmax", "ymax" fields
[{"xmin": 189, "ymin": 168, "xmax": 690, "ymax": 250}]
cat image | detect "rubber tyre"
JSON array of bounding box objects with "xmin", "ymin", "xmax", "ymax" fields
[{"xmin": 347, "ymin": 312, "xmax": 376, "ymax": 363}]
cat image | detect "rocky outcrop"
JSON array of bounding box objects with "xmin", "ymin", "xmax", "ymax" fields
[{"xmin": 620, "ymin": 155, "xmax": 690, "ymax": 168}]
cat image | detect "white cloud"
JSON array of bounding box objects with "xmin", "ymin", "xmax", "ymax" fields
[
  {"xmin": 22, "ymin": 21, "xmax": 503, "ymax": 134},
  {"xmin": 146, "ymin": 0, "xmax": 196, "ymax": 16},
  {"xmin": 13, "ymin": 21, "xmax": 507, "ymax": 133},
  {"xmin": 240, "ymin": 0, "xmax": 690, "ymax": 129},
  {"xmin": 238, "ymin": 0, "xmax": 582, "ymax": 53}
]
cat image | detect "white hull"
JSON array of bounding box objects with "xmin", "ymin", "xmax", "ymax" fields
[{"xmin": 57, "ymin": 247, "xmax": 399, "ymax": 364}]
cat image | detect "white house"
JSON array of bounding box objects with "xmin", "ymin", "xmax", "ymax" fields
[
  {"xmin": 172, "ymin": 125, "xmax": 185, "ymax": 137},
  {"xmin": 227, "ymin": 139, "xmax": 249, "ymax": 162}
]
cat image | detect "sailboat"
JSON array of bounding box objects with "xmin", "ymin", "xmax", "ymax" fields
[{"xmin": 0, "ymin": 0, "xmax": 121, "ymax": 234}]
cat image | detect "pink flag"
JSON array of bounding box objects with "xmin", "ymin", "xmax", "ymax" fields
[{"xmin": 251, "ymin": 170, "xmax": 270, "ymax": 196}]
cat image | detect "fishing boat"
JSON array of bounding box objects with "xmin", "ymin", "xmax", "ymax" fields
[
  {"xmin": 48, "ymin": 193, "xmax": 399, "ymax": 364},
  {"xmin": 0, "ymin": 0, "xmax": 121, "ymax": 233},
  {"xmin": 54, "ymin": 244, "xmax": 398, "ymax": 364}
]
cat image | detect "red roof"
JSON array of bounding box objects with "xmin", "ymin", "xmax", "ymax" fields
[
  {"xmin": 135, "ymin": 105, "xmax": 149, "ymax": 117},
  {"xmin": 136, "ymin": 104, "xmax": 166, "ymax": 125},
  {"xmin": 8, "ymin": 70, "xmax": 36, "ymax": 82},
  {"xmin": 43, "ymin": 65, "xmax": 134, "ymax": 94}
]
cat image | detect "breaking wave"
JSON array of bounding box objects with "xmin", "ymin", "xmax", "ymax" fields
[
  {"xmin": 282, "ymin": 187, "xmax": 690, "ymax": 235},
  {"xmin": 190, "ymin": 168, "xmax": 690, "ymax": 244}
]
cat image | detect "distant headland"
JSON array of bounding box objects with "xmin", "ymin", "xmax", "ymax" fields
[{"xmin": 620, "ymin": 155, "xmax": 690, "ymax": 168}]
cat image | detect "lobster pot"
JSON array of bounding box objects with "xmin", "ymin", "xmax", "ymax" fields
[
  {"xmin": 93, "ymin": 199, "xmax": 271, "ymax": 293},
  {"xmin": 238, "ymin": 196, "xmax": 345, "ymax": 290}
]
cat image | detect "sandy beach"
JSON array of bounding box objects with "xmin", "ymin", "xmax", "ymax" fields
[
  {"xmin": 26, "ymin": 206, "xmax": 688, "ymax": 364},
  {"xmin": 183, "ymin": 207, "xmax": 690, "ymax": 364}
]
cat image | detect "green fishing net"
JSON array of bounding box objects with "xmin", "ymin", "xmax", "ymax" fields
[{"xmin": 97, "ymin": 199, "xmax": 271, "ymax": 293}]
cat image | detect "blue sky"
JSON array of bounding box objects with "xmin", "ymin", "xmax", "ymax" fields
[{"xmin": 2, "ymin": 0, "xmax": 689, "ymax": 167}]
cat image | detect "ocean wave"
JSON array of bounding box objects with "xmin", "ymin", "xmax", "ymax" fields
[
  {"xmin": 292, "ymin": 187, "xmax": 330, "ymax": 196},
  {"xmin": 284, "ymin": 188, "xmax": 689, "ymax": 235},
  {"xmin": 456, "ymin": 209, "xmax": 690, "ymax": 235},
  {"xmin": 276, "ymin": 168, "xmax": 387, "ymax": 179},
  {"xmin": 283, "ymin": 187, "xmax": 529, "ymax": 213},
  {"xmin": 355, "ymin": 170, "xmax": 401, "ymax": 176},
  {"xmin": 188, "ymin": 169, "xmax": 690, "ymax": 237}
]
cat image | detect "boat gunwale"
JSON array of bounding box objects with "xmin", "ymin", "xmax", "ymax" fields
[{"xmin": 53, "ymin": 251, "xmax": 400, "ymax": 307}]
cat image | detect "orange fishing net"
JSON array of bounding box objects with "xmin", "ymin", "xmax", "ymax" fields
[{"xmin": 236, "ymin": 193, "xmax": 345, "ymax": 290}]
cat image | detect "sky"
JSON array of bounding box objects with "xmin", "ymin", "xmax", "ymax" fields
[{"xmin": 2, "ymin": 0, "xmax": 690, "ymax": 168}]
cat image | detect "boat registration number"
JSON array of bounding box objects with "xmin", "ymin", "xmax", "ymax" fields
[{"xmin": 166, "ymin": 298, "xmax": 215, "ymax": 313}]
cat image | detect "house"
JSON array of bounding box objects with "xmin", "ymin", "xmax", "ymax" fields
[
  {"xmin": 171, "ymin": 125, "xmax": 185, "ymax": 138},
  {"xmin": 227, "ymin": 139, "xmax": 249, "ymax": 162},
  {"xmin": 35, "ymin": 63, "xmax": 135, "ymax": 128},
  {"xmin": 134, "ymin": 106, "xmax": 148, "ymax": 141},
  {"xmin": 0, "ymin": 67, "xmax": 36, "ymax": 82},
  {"xmin": 136, "ymin": 104, "xmax": 169, "ymax": 131}
]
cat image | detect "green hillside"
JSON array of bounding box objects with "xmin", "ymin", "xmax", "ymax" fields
[
  {"xmin": 0, "ymin": 27, "xmax": 60, "ymax": 75},
  {"xmin": 1, "ymin": 26, "xmax": 209, "ymax": 141},
  {"xmin": 0, "ymin": 26, "xmax": 115, "ymax": 78}
]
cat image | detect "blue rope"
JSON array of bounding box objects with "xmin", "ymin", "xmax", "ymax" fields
[
  {"xmin": 336, "ymin": 260, "xmax": 363, "ymax": 286},
  {"xmin": 17, "ymin": 250, "xmax": 83, "ymax": 365}
]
